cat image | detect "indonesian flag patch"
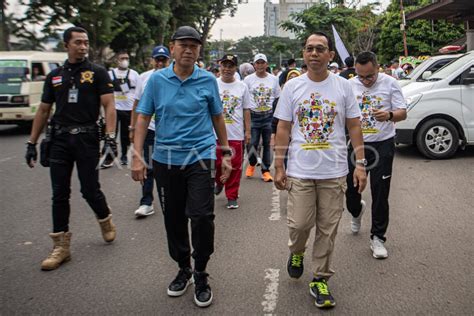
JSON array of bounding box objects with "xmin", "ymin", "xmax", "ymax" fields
[{"xmin": 52, "ymin": 76, "xmax": 62, "ymax": 85}]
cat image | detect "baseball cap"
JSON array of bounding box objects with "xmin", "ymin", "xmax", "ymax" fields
[
  {"xmin": 152, "ymin": 45, "xmax": 170, "ymax": 58},
  {"xmin": 253, "ymin": 53, "xmax": 267, "ymax": 63},
  {"xmin": 329, "ymin": 62, "xmax": 339, "ymax": 68},
  {"xmin": 171, "ymin": 26, "xmax": 202, "ymax": 44},
  {"xmin": 219, "ymin": 54, "xmax": 238, "ymax": 66}
]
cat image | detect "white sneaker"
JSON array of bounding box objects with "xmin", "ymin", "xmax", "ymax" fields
[
  {"xmin": 134, "ymin": 205, "xmax": 155, "ymax": 217},
  {"xmin": 351, "ymin": 200, "xmax": 366, "ymax": 233},
  {"xmin": 370, "ymin": 236, "xmax": 388, "ymax": 259}
]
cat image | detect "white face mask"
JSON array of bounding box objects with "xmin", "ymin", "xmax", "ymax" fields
[{"xmin": 119, "ymin": 60, "xmax": 129, "ymax": 69}]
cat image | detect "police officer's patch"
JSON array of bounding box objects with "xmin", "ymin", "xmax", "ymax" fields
[{"xmin": 80, "ymin": 71, "xmax": 94, "ymax": 84}]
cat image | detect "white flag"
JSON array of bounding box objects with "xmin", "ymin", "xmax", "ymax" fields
[{"xmin": 331, "ymin": 24, "xmax": 350, "ymax": 66}]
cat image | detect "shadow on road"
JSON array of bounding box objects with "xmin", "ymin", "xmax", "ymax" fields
[
  {"xmin": 0, "ymin": 125, "xmax": 31, "ymax": 136},
  {"xmin": 396, "ymin": 144, "xmax": 474, "ymax": 160}
]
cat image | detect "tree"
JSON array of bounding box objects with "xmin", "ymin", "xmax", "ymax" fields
[
  {"xmin": 376, "ymin": 0, "xmax": 464, "ymax": 63},
  {"xmin": 1, "ymin": 0, "xmax": 11, "ymax": 51}
]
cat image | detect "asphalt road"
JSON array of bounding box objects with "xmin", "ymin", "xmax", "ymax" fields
[{"xmin": 1, "ymin": 124, "xmax": 473, "ymax": 315}]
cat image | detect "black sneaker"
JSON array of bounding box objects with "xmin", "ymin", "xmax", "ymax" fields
[
  {"xmin": 193, "ymin": 271, "xmax": 213, "ymax": 308},
  {"xmin": 309, "ymin": 278, "xmax": 336, "ymax": 308},
  {"xmin": 167, "ymin": 267, "xmax": 193, "ymax": 297},
  {"xmin": 120, "ymin": 156, "xmax": 128, "ymax": 165},
  {"xmin": 287, "ymin": 253, "xmax": 304, "ymax": 279}
]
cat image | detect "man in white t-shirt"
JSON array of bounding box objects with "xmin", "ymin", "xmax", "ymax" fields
[
  {"xmin": 346, "ymin": 51, "xmax": 407, "ymax": 259},
  {"xmin": 214, "ymin": 54, "xmax": 252, "ymax": 209},
  {"xmin": 274, "ymin": 32, "xmax": 367, "ymax": 309},
  {"xmin": 104, "ymin": 51, "xmax": 139, "ymax": 167},
  {"xmin": 129, "ymin": 45, "xmax": 170, "ymax": 217},
  {"xmin": 243, "ymin": 53, "xmax": 280, "ymax": 182}
]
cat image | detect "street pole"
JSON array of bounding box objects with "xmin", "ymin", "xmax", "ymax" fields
[{"xmin": 400, "ymin": 0, "xmax": 408, "ymax": 57}]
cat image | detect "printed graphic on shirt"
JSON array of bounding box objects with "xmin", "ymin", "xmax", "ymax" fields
[
  {"xmin": 252, "ymin": 83, "xmax": 272, "ymax": 112},
  {"xmin": 221, "ymin": 89, "xmax": 241, "ymax": 124},
  {"xmin": 357, "ymin": 92, "xmax": 383, "ymax": 134},
  {"xmin": 296, "ymin": 92, "xmax": 338, "ymax": 150},
  {"xmin": 80, "ymin": 71, "xmax": 94, "ymax": 84}
]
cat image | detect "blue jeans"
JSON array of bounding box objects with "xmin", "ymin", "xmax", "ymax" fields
[
  {"xmin": 140, "ymin": 130, "xmax": 155, "ymax": 206},
  {"xmin": 248, "ymin": 112, "xmax": 273, "ymax": 172}
]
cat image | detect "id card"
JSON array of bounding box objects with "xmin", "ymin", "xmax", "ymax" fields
[
  {"xmin": 120, "ymin": 82, "xmax": 130, "ymax": 93},
  {"xmin": 68, "ymin": 89, "xmax": 79, "ymax": 103}
]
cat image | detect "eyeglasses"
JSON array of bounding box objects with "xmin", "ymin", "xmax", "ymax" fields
[
  {"xmin": 358, "ymin": 73, "xmax": 377, "ymax": 82},
  {"xmin": 303, "ymin": 45, "xmax": 329, "ymax": 54}
]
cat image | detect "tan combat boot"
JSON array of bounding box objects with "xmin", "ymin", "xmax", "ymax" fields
[
  {"xmin": 41, "ymin": 232, "xmax": 72, "ymax": 271},
  {"xmin": 98, "ymin": 214, "xmax": 116, "ymax": 243}
]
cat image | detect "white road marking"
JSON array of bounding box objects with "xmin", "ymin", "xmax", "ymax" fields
[
  {"xmin": 269, "ymin": 186, "xmax": 281, "ymax": 221},
  {"xmin": 262, "ymin": 268, "xmax": 280, "ymax": 314},
  {"xmin": 0, "ymin": 156, "xmax": 15, "ymax": 163}
]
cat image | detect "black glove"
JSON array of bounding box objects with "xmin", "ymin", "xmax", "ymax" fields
[
  {"xmin": 25, "ymin": 142, "xmax": 37, "ymax": 167},
  {"xmin": 102, "ymin": 136, "xmax": 118, "ymax": 158}
]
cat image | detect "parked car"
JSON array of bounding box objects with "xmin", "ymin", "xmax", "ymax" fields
[
  {"xmin": 0, "ymin": 51, "xmax": 67, "ymax": 127},
  {"xmin": 398, "ymin": 54, "xmax": 461, "ymax": 88},
  {"xmin": 395, "ymin": 51, "xmax": 474, "ymax": 159}
]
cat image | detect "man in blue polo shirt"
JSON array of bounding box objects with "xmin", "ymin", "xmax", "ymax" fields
[{"xmin": 132, "ymin": 26, "xmax": 231, "ymax": 308}]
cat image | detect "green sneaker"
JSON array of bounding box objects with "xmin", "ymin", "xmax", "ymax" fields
[
  {"xmin": 309, "ymin": 278, "xmax": 336, "ymax": 308},
  {"xmin": 287, "ymin": 253, "xmax": 304, "ymax": 279}
]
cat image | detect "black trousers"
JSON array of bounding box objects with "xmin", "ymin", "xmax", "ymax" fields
[
  {"xmin": 154, "ymin": 159, "xmax": 215, "ymax": 272},
  {"xmin": 49, "ymin": 132, "xmax": 110, "ymax": 233},
  {"xmin": 116, "ymin": 110, "xmax": 131, "ymax": 158},
  {"xmin": 346, "ymin": 137, "xmax": 395, "ymax": 241}
]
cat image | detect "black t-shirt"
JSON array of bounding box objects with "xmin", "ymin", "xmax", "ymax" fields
[
  {"xmin": 42, "ymin": 59, "xmax": 114, "ymax": 126},
  {"xmin": 339, "ymin": 68, "xmax": 356, "ymax": 80}
]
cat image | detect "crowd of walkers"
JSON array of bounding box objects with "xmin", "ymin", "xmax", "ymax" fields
[{"xmin": 25, "ymin": 25, "xmax": 407, "ymax": 310}]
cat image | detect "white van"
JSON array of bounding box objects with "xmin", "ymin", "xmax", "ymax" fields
[
  {"xmin": 0, "ymin": 51, "xmax": 67, "ymax": 126},
  {"xmin": 395, "ymin": 51, "xmax": 474, "ymax": 159},
  {"xmin": 398, "ymin": 54, "xmax": 461, "ymax": 88}
]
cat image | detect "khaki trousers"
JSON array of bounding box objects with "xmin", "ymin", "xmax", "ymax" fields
[{"xmin": 286, "ymin": 176, "xmax": 347, "ymax": 279}]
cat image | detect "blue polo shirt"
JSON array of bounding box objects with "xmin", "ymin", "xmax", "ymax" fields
[{"xmin": 136, "ymin": 63, "xmax": 223, "ymax": 166}]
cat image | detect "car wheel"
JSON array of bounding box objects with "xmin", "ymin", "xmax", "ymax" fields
[{"xmin": 416, "ymin": 118, "xmax": 459, "ymax": 159}]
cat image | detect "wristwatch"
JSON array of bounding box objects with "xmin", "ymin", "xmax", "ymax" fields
[
  {"xmin": 128, "ymin": 126, "xmax": 135, "ymax": 131},
  {"xmin": 355, "ymin": 158, "xmax": 367, "ymax": 166},
  {"xmin": 222, "ymin": 149, "xmax": 232, "ymax": 157},
  {"xmin": 106, "ymin": 133, "xmax": 116, "ymax": 139},
  {"xmin": 387, "ymin": 111, "xmax": 394, "ymax": 121}
]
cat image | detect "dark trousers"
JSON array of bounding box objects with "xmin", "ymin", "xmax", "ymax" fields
[
  {"xmin": 50, "ymin": 132, "xmax": 110, "ymax": 233},
  {"xmin": 116, "ymin": 110, "xmax": 131, "ymax": 158},
  {"xmin": 154, "ymin": 159, "xmax": 215, "ymax": 272},
  {"xmin": 248, "ymin": 112, "xmax": 273, "ymax": 172},
  {"xmin": 140, "ymin": 130, "xmax": 155, "ymax": 206},
  {"xmin": 346, "ymin": 137, "xmax": 395, "ymax": 241}
]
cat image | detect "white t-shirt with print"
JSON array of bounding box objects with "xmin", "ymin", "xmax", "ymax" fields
[
  {"xmin": 274, "ymin": 73, "xmax": 361, "ymax": 180},
  {"xmin": 350, "ymin": 73, "xmax": 406, "ymax": 142},
  {"xmin": 244, "ymin": 73, "xmax": 280, "ymax": 113},
  {"xmin": 217, "ymin": 78, "xmax": 252, "ymax": 141},
  {"xmin": 135, "ymin": 69, "xmax": 156, "ymax": 131},
  {"xmin": 108, "ymin": 68, "xmax": 139, "ymax": 111}
]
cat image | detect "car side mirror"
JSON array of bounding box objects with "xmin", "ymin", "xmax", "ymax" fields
[
  {"xmin": 461, "ymin": 76, "xmax": 474, "ymax": 85},
  {"xmin": 421, "ymin": 71, "xmax": 432, "ymax": 80}
]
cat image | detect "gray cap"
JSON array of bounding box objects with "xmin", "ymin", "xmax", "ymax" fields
[{"xmin": 171, "ymin": 26, "xmax": 202, "ymax": 44}]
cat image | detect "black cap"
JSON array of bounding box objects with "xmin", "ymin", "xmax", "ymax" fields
[
  {"xmin": 219, "ymin": 54, "xmax": 238, "ymax": 66},
  {"xmin": 171, "ymin": 26, "xmax": 202, "ymax": 44}
]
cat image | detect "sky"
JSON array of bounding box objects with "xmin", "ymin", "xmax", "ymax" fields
[{"xmin": 210, "ymin": 0, "xmax": 392, "ymax": 41}]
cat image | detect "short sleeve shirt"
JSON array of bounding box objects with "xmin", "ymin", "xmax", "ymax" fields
[
  {"xmin": 136, "ymin": 63, "xmax": 223, "ymax": 166},
  {"xmin": 350, "ymin": 73, "xmax": 406, "ymax": 142},
  {"xmin": 244, "ymin": 73, "xmax": 280, "ymax": 113},
  {"xmin": 108, "ymin": 68, "xmax": 139, "ymax": 111},
  {"xmin": 42, "ymin": 59, "xmax": 114, "ymax": 126},
  {"xmin": 216, "ymin": 78, "xmax": 252, "ymax": 140},
  {"xmin": 134, "ymin": 69, "xmax": 156, "ymax": 131},
  {"xmin": 274, "ymin": 73, "xmax": 361, "ymax": 180}
]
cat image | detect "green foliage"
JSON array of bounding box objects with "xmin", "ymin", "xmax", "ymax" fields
[{"xmin": 376, "ymin": 0, "xmax": 464, "ymax": 63}]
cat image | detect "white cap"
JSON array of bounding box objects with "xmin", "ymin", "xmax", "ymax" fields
[
  {"xmin": 329, "ymin": 62, "xmax": 339, "ymax": 68},
  {"xmin": 253, "ymin": 53, "xmax": 268, "ymax": 63}
]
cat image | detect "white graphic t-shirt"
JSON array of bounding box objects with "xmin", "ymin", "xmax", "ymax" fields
[
  {"xmin": 108, "ymin": 68, "xmax": 139, "ymax": 111},
  {"xmin": 244, "ymin": 73, "xmax": 280, "ymax": 113},
  {"xmin": 274, "ymin": 73, "xmax": 361, "ymax": 179},
  {"xmin": 135, "ymin": 69, "xmax": 157, "ymax": 131},
  {"xmin": 350, "ymin": 73, "xmax": 406, "ymax": 142},
  {"xmin": 217, "ymin": 78, "xmax": 252, "ymax": 141}
]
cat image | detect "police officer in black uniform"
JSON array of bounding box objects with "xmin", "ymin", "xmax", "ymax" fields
[{"xmin": 25, "ymin": 26, "xmax": 118, "ymax": 271}]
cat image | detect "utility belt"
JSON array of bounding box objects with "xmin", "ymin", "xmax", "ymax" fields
[{"xmin": 53, "ymin": 124, "xmax": 98, "ymax": 136}]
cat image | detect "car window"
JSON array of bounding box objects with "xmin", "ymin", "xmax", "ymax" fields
[
  {"xmin": 449, "ymin": 64, "xmax": 474, "ymax": 86},
  {"xmin": 49, "ymin": 62, "xmax": 60, "ymax": 71},
  {"xmin": 427, "ymin": 59, "xmax": 452, "ymax": 73},
  {"xmin": 31, "ymin": 62, "xmax": 46, "ymax": 81}
]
